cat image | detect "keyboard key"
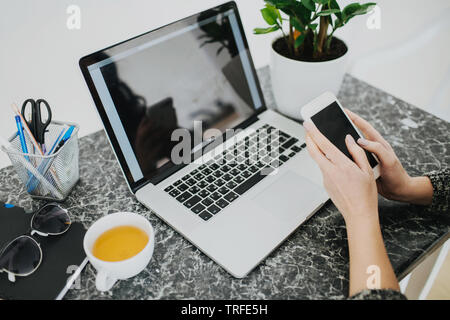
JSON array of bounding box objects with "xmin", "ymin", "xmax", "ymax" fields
[
  {"xmin": 186, "ymin": 178, "xmax": 197, "ymax": 186},
  {"xmin": 207, "ymin": 205, "xmax": 220, "ymax": 215},
  {"xmin": 291, "ymin": 145, "xmax": 302, "ymax": 153},
  {"xmin": 255, "ymin": 161, "xmax": 265, "ymax": 168},
  {"xmin": 199, "ymin": 211, "xmax": 213, "ymax": 221},
  {"xmin": 241, "ymin": 170, "xmax": 252, "ymax": 178},
  {"xmin": 191, "ymin": 203, "xmax": 205, "ymax": 214},
  {"xmin": 174, "ymin": 180, "xmax": 182, "ymax": 186},
  {"xmin": 228, "ymin": 161, "xmax": 238, "ymax": 168},
  {"xmin": 221, "ymin": 165, "xmax": 231, "ymax": 172},
  {"xmin": 270, "ymin": 160, "xmax": 281, "ymax": 168},
  {"xmin": 178, "ymin": 183, "xmax": 189, "ymax": 191},
  {"xmin": 222, "ymin": 173, "xmax": 233, "ymax": 181},
  {"xmin": 210, "ymin": 192, "xmax": 221, "ymax": 201},
  {"xmin": 202, "ymin": 167, "xmax": 212, "ymax": 175},
  {"xmin": 181, "ymin": 175, "xmax": 190, "ymax": 181},
  {"xmin": 261, "ymin": 155, "xmax": 271, "ymax": 164},
  {"xmin": 176, "ymin": 191, "xmax": 192, "ymax": 203},
  {"xmin": 248, "ymin": 166, "xmax": 259, "ymax": 173},
  {"xmin": 230, "ymin": 168, "xmax": 240, "ymax": 176},
  {"xmin": 202, "ymin": 198, "xmax": 213, "ymax": 206},
  {"xmin": 205, "ymin": 176, "xmax": 216, "ymax": 183},
  {"xmin": 301, "ymin": 143, "xmax": 306, "ymax": 148},
  {"xmin": 191, "ymin": 169, "xmax": 199, "ymax": 175},
  {"xmin": 206, "ymin": 184, "xmax": 218, "ymax": 192},
  {"xmin": 164, "ymin": 185, "xmax": 173, "ymax": 192},
  {"xmin": 224, "ymin": 191, "xmax": 238, "ymax": 202},
  {"xmin": 210, "ymin": 163, "xmax": 220, "ymax": 170},
  {"xmin": 218, "ymin": 186, "xmax": 229, "ymax": 195},
  {"xmin": 226, "ymin": 181, "xmax": 237, "ymax": 189},
  {"xmin": 198, "ymin": 189, "xmax": 210, "ymax": 198},
  {"xmin": 213, "ymin": 170, "xmax": 223, "ymax": 178},
  {"xmin": 289, "ymin": 151, "xmax": 296, "ymax": 158},
  {"xmin": 184, "ymin": 195, "xmax": 201, "ymax": 208},
  {"xmin": 197, "ymin": 180, "xmax": 208, "ymax": 188},
  {"xmin": 234, "ymin": 167, "xmax": 274, "ymax": 195},
  {"xmin": 234, "ymin": 175, "xmax": 245, "ymax": 184},
  {"xmin": 169, "ymin": 189, "xmax": 181, "ymax": 197},
  {"xmin": 194, "ymin": 173, "xmax": 204, "ymax": 180},
  {"xmin": 199, "ymin": 164, "xmax": 207, "ymax": 170},
  {"xmin": 216, "ymin": 199, "xmax": 229, "ymax": 209},
  {"xmin": 237, "ymin": 164, "xmax": 247, "ymax": 171},
  {"xmin": 279, "ymin": 154, "xmax": 289, "ymax": 162},
  {"xmin": 282, "ymin": 137, "xmax": 298, "ymax": 149},
  {"xmin": 189, "ymin": 185, "xmax": 201, "ymax": 194},
  {"xmin": 214, "ymin": 179, "xmax": 225, "ymax": 187}
]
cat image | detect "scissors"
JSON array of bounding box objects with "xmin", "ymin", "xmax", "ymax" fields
[{"xmin": 21, "ymin": 98, "xmax": 52, "ymax": 153}]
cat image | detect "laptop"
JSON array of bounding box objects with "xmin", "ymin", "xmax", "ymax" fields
[{"xmin": 79, "ymin": 1, "xmax": 328, "ymax": 278}]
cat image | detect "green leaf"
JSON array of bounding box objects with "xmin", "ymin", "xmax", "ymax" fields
[
  {"xmin": 312, "ymin": 0, "xmax": 329, "ymax": 4},
  {"xmin": 329, "ymin": 0, "xmax": 342, "ymax": 20},
  {"xmin": 261, "ymin": 7, "xmax": 278, "ymax": 26},
  {"xmin": 253, "ymin": 25, "xmax": 280, "ymax": 34},
  {"xmin": 266, "ymin": 3, "xmax": 282, "ymax": 22},
  {"xmin": 290, "ymin": 16, "xmax": 305, "ymax": 31},
  {"xmin": 318, "ymin": 8, "xmax": 341, "ymax": 16},
  {"xmin": 308, "ymin": 23, "xmax": 318, "ymax": 30},
  {"xmin": 342, "ymin": 3, "xmax": 361, "ymax": 17},
  {"xmin": 294, "ymin": 32, "xmax": 307, "ymax": 49},
  {"xmin": 301, "ymin": 0, "xmax": 316, "ymax": 11},
  {"xmin": 342, "ymin": 2, "xmax": 377, "ymax": 23}
]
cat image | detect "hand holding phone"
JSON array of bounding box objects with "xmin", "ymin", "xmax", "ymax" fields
[{"xmin": 301, "ymin": 92, "xmax": 380, "ymax": 179}]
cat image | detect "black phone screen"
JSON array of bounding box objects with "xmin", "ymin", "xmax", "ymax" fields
[{"xmin": 311, "ymin": 102, "xmax": 378, "ymax": 168}]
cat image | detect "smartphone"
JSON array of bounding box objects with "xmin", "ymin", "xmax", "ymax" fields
[{"xmin": 301, "ymin": 92, "xmax": 380, "ymax": 179}]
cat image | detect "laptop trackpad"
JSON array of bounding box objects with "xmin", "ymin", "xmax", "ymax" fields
[{"xmin": 253, "ymin": 171, "xmax": 326, "ymax": 221}]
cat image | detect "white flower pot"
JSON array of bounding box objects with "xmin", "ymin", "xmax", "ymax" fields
[{"xmin": 270, "ymin": 38, "xmax": 349, "ymax": 120}]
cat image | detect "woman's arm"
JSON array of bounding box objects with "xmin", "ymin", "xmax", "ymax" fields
[{"xmin": 304, "ymin": 121, "xmax": 400, "ymax": 296}]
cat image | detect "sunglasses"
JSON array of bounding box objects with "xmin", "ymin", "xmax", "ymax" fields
[{"xmin": 0, "ymin": 203, "xmax": 71, "ymax": 282}]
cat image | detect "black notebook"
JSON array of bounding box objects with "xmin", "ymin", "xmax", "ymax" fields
[{"xmin": 0, "ymin": 202, "xmax": 87, "ymax": 300}]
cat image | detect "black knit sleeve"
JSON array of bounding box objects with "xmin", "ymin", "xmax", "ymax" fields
[
  {"xmin": 425, "ymin": 169, "xmax": 450, "ymax": 213},
  {"xmin": 348, "ymin": 289, "xmax": 407, "ymax": 300}
]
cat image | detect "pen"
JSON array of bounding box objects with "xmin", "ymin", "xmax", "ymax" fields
[
  {"xmin": 26, "ymin": 126, "xmax": 68, "ymax": 192},
  {"xmin": 15, "ymin": 115, "xmax": 30, "ymax": 161},
  {"xmin": 53, "ymin": 126, "xmax": 75, "ymax": 154},
  {"xmin": 11, "ymin": 103, "xmax": 43, "ymax": 156}
]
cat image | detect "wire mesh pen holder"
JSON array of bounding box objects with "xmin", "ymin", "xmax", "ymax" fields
[{"xmin": 2, "ymin": 121, "xmax": 80, "ymax": 202}]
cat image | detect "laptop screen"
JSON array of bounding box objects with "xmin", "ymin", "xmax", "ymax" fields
[{"xmin": 82, "ymin": 2, "xmax": 265, "ymax": 190}]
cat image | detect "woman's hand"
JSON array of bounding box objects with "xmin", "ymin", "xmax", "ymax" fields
[
  {"xmin": 345, "ymin": 109, "xmax": 433, "ymax": 205},
  {"xmin": 304, "ymin": 120, "xmax": 379, "ymax": 227},
  {"xmin": 304, "ymin": 119, "xmax": 400, "ymax": 296}
]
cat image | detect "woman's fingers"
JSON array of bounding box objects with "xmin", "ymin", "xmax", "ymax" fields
[
  {"xmin": 305, "ymin": 134, "xmax": 333, "ymax": 172},
  {"xmin": 304, "ymin": 120, "xmax": 346, "ymax": 164},
  {"xmin": 357, "ymin": 137, "xmax": 394, "ymax": 166},
  {"xmin": 344, "ymin": 109, "xmax": 390, "ymax": 149},
  {"xmin": 345, "ymin": 135, "xmax": 372, "ymax": 175}
]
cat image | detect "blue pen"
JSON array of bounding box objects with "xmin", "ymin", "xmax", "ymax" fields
[
  {"xmin": 26, "ymin": 126, "xmax": 69, "ymax": 192},
  {"xmin": 53, "ymin": 126, "xmax": 75, "ymax": 153},
  {"xmin": 15, "ymin": 115, "xmax": 30, "ymax": 161}
]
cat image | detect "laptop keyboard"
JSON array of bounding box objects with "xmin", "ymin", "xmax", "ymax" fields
[{"xmin": 164, "ymin": 124, "xmax": 306, "ymax": 221}]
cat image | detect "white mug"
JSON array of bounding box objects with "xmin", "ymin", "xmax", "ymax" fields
[{"xmin": 83, "ymin": 212, "xmax": 155, "ymax": 292}]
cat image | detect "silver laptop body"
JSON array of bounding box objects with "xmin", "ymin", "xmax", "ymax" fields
[{"xmin": 79, "ymin": 1, "xmax": 328, "ymax": 278}]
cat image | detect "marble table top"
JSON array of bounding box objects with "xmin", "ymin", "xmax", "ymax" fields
[{"xmin": 0, "ymin": 67, "xmax": 449, "ymax": 300}]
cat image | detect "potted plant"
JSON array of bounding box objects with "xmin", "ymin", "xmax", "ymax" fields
[{"xmin": 254, "ymin": 0, "xmax": 376, "ymax": 119}]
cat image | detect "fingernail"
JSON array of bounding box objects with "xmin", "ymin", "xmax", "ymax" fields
[
  {"xmin": 357, "ymin": 138, "xmax": 368, "ymax": 146},
  {"xmin": 346, "ymin": 134, "xmax": 355, "ymax": 144},
  {"xmin": 303, "ymin": 120, "xmax": 314, "ymax": 132}
]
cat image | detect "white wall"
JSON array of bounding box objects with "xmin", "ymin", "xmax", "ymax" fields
[{"xmin": 1, "ymin": 0, "xmax": 449, "ymax": 168}]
